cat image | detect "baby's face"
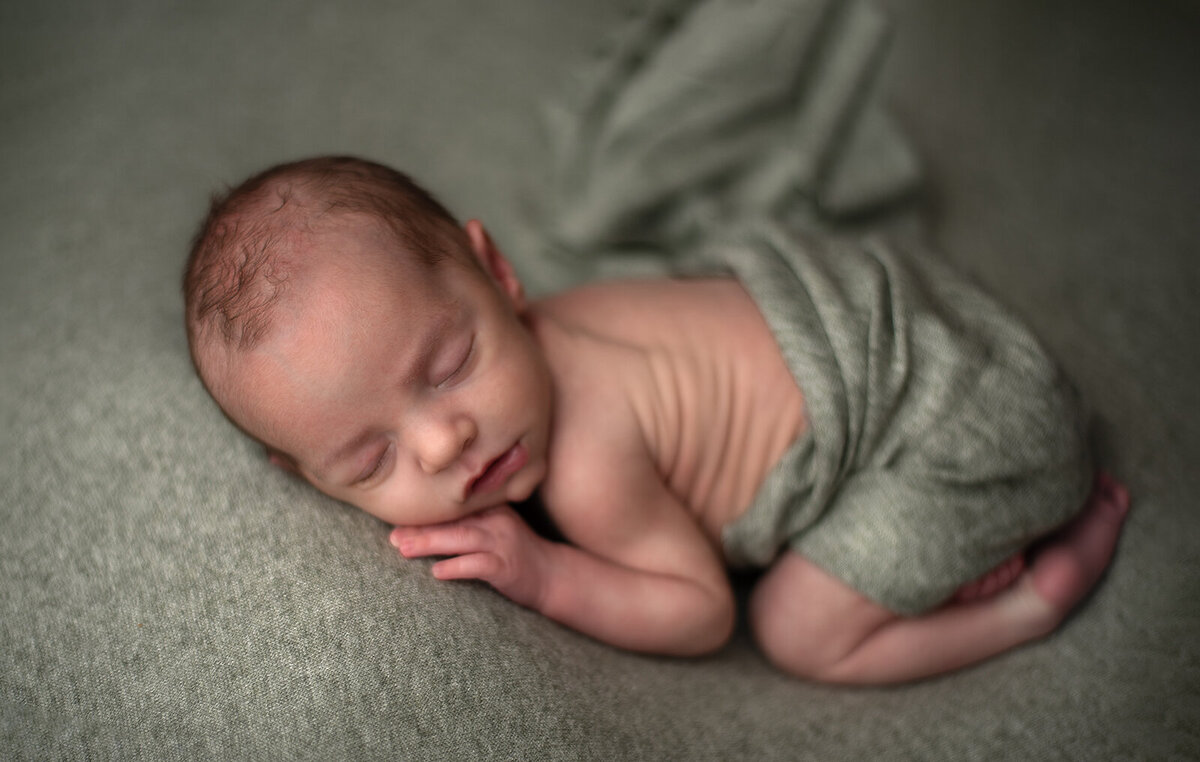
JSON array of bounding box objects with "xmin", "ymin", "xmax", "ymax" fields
[{"xmin": 222, "ymin": 221, "xmax": 552, "ymax": 526}]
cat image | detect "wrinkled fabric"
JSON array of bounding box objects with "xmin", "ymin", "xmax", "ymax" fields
[
  {"xmin": 707, "ymin": 223, "xmax": 1093, "ymax": 614},
  {"xmin": 543, "ymin": 0, "xmax": 920, "ymax": 264}
]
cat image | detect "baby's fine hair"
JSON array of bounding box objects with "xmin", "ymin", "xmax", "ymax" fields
[{"xmin": 183, "ymin": 155, "xmax": 463, "ymax": 360}]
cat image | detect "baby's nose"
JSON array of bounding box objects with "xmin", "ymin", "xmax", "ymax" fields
[{"xmin": 414, "ymin": 413, "xmax": 476, "ymax": 474}]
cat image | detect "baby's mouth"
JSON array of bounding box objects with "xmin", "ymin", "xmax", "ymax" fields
[{"xmin": 466, "ymin": 442, "xmax": 528, "ymax": 499}]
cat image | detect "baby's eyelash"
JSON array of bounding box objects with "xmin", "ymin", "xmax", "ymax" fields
[
  {"xmin": 439, "ymin": 335, "xmax": 475, "ymax": 387},
  {"xmin": 456, "ymin": 337, "xmax": 475, "ymax": 374},
  {"xmin": 355, "ymin": 445, "xmax": 391, "ymax": 486},
  {"xmin": 362, "ymin": 457, "xmax": 383, "ymax": 480}
]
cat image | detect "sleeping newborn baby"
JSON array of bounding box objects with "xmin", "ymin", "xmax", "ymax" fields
[{"xmin": 183, "ymin": 156, "xmax": 1129, "ymax": 684}]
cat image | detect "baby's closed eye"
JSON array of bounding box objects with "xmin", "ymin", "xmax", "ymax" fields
[
  {"xmin": 434, "ymin": 334, "xmax": 475, "ymax": 389},
  {"xmin": 354, "ymin": 442, "xmax": 395, "ymax": 487}
]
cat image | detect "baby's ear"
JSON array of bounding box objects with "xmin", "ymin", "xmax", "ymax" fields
[
  {"xmin": 265, "ymin": 447, "xmax": 301, "ymax": 477},
  {"xmin": 464, "ymin": 219, "xmax": 526, "ymax": 310}
]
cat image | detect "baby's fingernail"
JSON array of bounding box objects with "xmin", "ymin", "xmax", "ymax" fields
[{"xmin": 389, "ymin": 532, "xmax": 402, "ymax": 548}]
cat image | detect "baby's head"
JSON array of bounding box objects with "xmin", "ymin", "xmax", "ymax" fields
[{"xmin": 184, "ymin": 156, "xmax": 552, "ymax": 525}]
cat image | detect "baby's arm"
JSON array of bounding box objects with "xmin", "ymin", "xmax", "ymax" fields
[
  {"xmin": 539, "ymin": 458, "xmax": 737, "ymax": 655},
  {"xmin": 391, "ymin": 454, "xmax": 735, "ymax": 656}
]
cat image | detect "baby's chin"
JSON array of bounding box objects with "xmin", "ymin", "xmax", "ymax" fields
[
  {"xmin": 510, "ymin": 475, "xmax": 541, "ymax": 503},
  {"xmin": 507, "ymin": 456, "xmax": 549, "ymax": 505},
  {"xmin": 455, "ymin": 483, "xmax": 539, "ymax": 519}
]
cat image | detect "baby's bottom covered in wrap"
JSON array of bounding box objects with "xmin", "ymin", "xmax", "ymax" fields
[{"xmin": 713, "ymin": 221, "xmax": 1094, "ymax": 615}]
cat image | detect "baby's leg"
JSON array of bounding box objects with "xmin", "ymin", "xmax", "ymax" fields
[{"xmin": 749, "ymin": 473, "xmax": 1130, "ymax": 684}]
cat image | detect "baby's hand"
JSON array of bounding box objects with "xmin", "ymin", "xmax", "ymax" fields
[{"xmin": 390, "ymin": 505, "xmax": 551, "ymax": 611}]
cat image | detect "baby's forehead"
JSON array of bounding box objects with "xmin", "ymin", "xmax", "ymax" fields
[
  {"xmin": 291, "ymin": 218, "xmax": 482, "ymax": 300},
  {"xmin": 276, "ymin": 229, "xmax": 463, "ymax": 334},
  {"xmin": 220, "ymin": 255, "xmax": 466, "ymax": 441}
]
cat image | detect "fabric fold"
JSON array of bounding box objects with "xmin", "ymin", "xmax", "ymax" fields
[{"xmin": 541, "ymin": 0, "xmax": 920, "ymax": 263}]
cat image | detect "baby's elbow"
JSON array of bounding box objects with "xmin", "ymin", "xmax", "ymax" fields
[
  {"xmin": 702, "ymin": 603, "xmax": 738, "ymax": 655},
  {"xmin": 678, "ymin": 588, "xmax": 737, "ymax": 657}
]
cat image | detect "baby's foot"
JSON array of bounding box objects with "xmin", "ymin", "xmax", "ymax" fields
[
  {"xmin": 1027, "ymin": 471, "xmax": 1131, "ymax": 612},
  {"xmin": 952, "ymin": 554, "xmax": 1026, "ymax": 604}
]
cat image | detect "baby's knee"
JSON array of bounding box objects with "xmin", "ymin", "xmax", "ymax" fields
[
  {"xmin": 747, "ymin": 555, "xmax": 895, "ymax": 681},
  {"xmin": 748, "ymin": 597, "xmax": 868, "ymax": 683},
  {"xmin": 748, "ymin": 600, "xmax": 828, "ymax": 680}
]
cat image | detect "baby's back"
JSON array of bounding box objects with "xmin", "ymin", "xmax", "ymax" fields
[{"xmin": 534, "ymin": 277, "xmax": 808, "ymax": 544}]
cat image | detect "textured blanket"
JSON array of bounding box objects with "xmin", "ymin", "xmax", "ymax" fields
[
  {"xmin": 715, "ymin": 224, "xmax": 1093, "ymax": 614},
  {"xmin": 2, "ymin": 0, "xmax": 1196, "ymax": 758}
]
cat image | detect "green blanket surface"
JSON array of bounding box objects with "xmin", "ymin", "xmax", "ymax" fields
[{"xmin": 2, "ymin": 0, "xmax": 1197, "ymax": 759}]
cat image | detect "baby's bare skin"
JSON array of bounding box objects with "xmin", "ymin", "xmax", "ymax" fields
[{"xmin": 533, "ymin": 275, "xmax": 809, "ymax": 545}]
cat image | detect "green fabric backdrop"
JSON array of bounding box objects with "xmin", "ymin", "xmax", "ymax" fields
[{"xmin": 2, "ymin": 1, "xmax": 1197, "ymax": 758}]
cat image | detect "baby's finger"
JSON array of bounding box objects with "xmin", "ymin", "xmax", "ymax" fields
[
  {"xmin": 393, "ymin": 523, "xmax": 490, "ymax": 559},
  {"xmin": 389, "ymin": 526, "xmax": 413, "ymax": 547},
  {"xmin": 431, "ymin": 553, "xmax": 503, "ymax": 582}
]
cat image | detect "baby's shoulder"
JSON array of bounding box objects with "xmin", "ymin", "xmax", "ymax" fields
[
  {"xmin": 535, "ymin": 356, "xmax": 658, "ymax": 536},
  {"xmin": 533, "ymin": 276, "xmax": 747, "ymax": 341},
  {"xmin": 525, "ymin": 306, "xmax": 662, "ymax": 513}
]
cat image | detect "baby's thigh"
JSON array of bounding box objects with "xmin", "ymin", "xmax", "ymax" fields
[{"xmin": 748, "ymin": 552, "xmax": 895, "ymax": 675}]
